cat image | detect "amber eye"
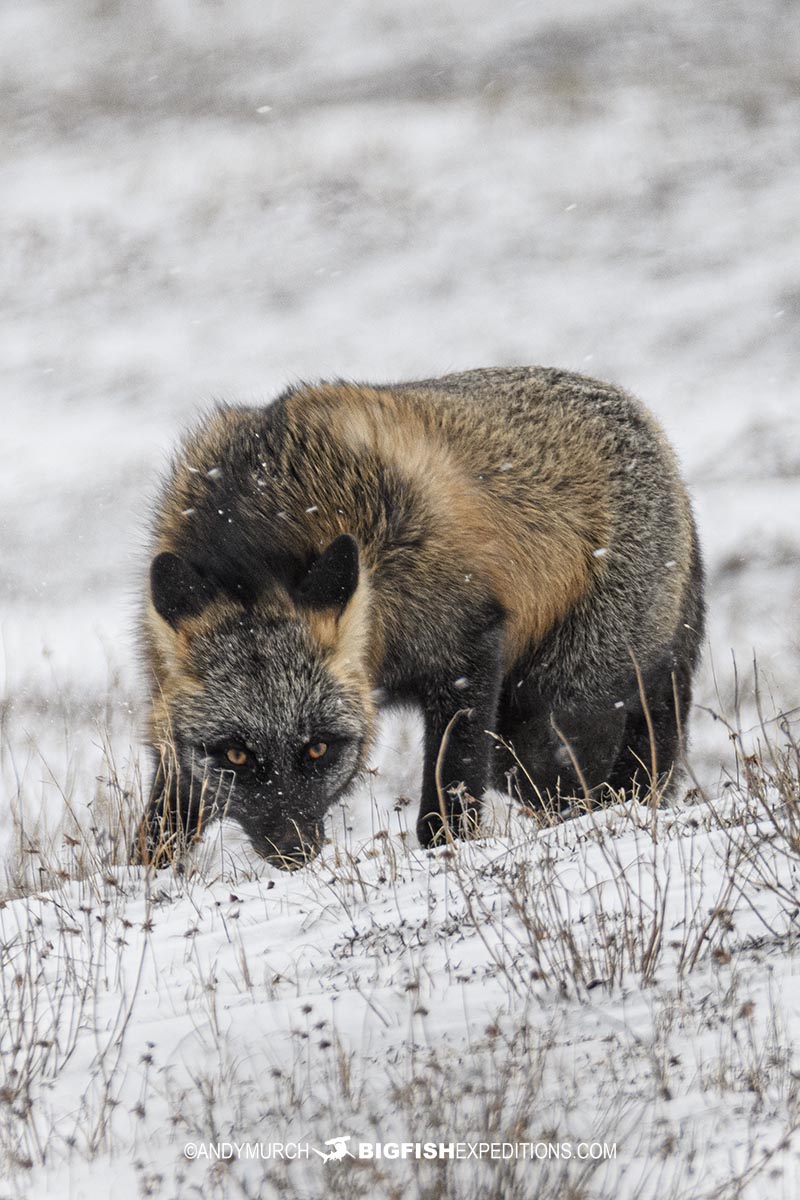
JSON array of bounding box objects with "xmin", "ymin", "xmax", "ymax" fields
[
  {"xmin": 226, "ymin": 747, "xmax": 249, "ymax": 767},
  {"xmin": 306, "ymin": 741, "xmax": 328, "ymax": 761}
]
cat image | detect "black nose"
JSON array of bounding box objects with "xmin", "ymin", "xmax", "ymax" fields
[{"xmin": 254, "ymin": 822, "xmax": 322, "ymax": 871}]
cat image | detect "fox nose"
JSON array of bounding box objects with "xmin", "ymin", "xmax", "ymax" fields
[{"xmin": 256, "ymin": 821, "xmax": 322, "ymax": 870}]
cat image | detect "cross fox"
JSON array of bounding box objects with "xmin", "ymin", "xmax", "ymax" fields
[{"xmin": 133, "ymin": 366, "xmax": 704, "ymax": 869}]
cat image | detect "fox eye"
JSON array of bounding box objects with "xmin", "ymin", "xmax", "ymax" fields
[
  {"xmin": 226, "ymin": 746, "xmax": 250, "ymax": 767},
  {"xmin": 306, "ymin": 741, "xmax": 328, "ymax": 761}
]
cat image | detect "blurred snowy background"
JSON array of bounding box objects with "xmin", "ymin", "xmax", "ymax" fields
[{"xmin": 1, "ymin": 0, "xmax": 798, "ymax": 849}]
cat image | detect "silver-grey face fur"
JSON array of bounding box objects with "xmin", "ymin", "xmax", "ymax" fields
[{"xmin": 170, "ymin": 616, "xmax": 367, "ymax": 863}]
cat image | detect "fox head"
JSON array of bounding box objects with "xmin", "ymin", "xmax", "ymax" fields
[{"xmin": 144, "ymin": 534, "xmax": 375, "ymax": 869}]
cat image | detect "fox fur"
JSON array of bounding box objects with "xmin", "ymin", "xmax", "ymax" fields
[{"xmin": 133, "ymin": 366, "xmax": 705, "ymax": 868}]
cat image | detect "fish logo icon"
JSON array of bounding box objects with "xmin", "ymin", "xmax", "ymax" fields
[{"xmin": 312, "ymin": 1135, "xmax": 353, "ymax": 1163}]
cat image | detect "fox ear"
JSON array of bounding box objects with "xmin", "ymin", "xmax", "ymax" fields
[
  {"xmin": 298, "ymin": 535, "xmax": 359, "ymax": 613},
  {"xmin": 150, "ymin": 552, "xmax": 216, "ymax": 628}
]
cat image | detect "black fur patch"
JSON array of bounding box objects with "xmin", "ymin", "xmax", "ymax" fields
[
  {"xmin": 151, "ymin": 552, "xmax": 216, "ymax": 627},
  {"xmin": 297, "ymin": 534, "xmax": 359, "ymax": 612}
]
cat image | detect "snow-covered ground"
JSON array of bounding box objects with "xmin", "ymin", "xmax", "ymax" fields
[
  {"xmin": 0, "ymin": 1, "xmax": 798, "ymax": 1196},
  {"xmin": 4, "ymin": 761, "xmax": 800, "ymax": 1199}
]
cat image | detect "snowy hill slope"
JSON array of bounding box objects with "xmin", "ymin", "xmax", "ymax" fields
[{"xmin": 1, "ymin": 0, "xmax": 799, "ymax": 1195}]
